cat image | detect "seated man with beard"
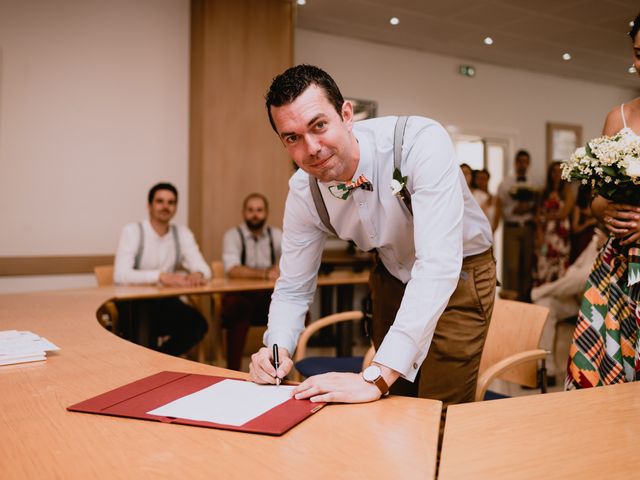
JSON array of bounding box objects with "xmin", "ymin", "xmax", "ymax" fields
[{"xmin": 221, "ymin": 193, "xmax": 282, "ymax": 370}]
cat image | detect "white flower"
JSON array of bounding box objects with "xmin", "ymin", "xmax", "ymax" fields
[
  {"xmin": 575, "ymin": 147, "xmax": 586, "ymax": 157},
  {"xmin": 390, "ymin": 179, "xmax": 404, "ymax": 196},
  {"xmin": 623, "ymin": 156, "xmax": 640, "ymax": 178}
]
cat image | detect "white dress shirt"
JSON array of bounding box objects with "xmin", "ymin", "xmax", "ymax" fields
[
  {"xmin": 222, "ymin": 223, "xmax": 283, "ymax": 273},
  {"xmin": 113, "ymin": 219, "xmax": 211, "ymax": 285},
  {"xmin": 497, "ymin": 176, "xmax": 539, "ymax": 224},
  {"xmin": 266, "ymin": 116, "xmax": 493, "ymax": 381}
]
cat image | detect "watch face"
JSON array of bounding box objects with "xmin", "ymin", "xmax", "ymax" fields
[{"xmin": 363, "ymin": 365, "xmax": 381, "ymax": 382}]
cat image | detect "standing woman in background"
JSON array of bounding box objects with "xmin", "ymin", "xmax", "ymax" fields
[
  {"xmin": 472, "ymin": 169, "xmax": 499, "ymax": 232},
  {"xmin": 566, "ymin": 13, "xmax": 640, "ymax": 389},
  {"xmin": 534, "ymin": 161, "xmax": 575, "ymax": 286},
  {"xmin": 460, "ymin": 163, "xmax": 473, "ymax": 189},
  {"xmin": 570, "ymin": 184, "xmax": 597, "ymax": 263}
]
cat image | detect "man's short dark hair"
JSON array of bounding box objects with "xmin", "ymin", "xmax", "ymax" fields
[
  {"xmin": 515, "ymin": 149, "xmax": 530, "ymax": 160},
  {"xmin": 243, "ymin": 192, "xmax": 269, "ymax": 211},
  {"xmin": 148, "ymin": 182, "xmax": 178, "ymax": 204},
  {"xmin": 265, "ymin": 64, "xmax": 345, "ymax": 133}
]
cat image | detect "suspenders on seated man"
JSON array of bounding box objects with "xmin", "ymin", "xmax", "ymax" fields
[
  {"xmin": 221, "ymin": 193, "xmax": 283, "ymax": 371},
  {"xmin": 113, "ymin": 182, "xmax": 211, "ymax": 357}
]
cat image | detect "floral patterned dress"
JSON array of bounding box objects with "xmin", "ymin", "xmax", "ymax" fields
[
  {"xmin": 535, "ymin": 193, "xmax": 570, "ymax": 286},
  {"xmin": 566, "ymin": 237, "xmax": 640, "ymax": 388}
]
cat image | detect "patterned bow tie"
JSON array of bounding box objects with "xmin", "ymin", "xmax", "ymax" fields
[{"xmin": 328, "ymin": 174, "xmax": 374, "ymax": 200}]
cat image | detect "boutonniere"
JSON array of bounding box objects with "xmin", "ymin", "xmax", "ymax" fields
[{"xmin": 390, "ymin": 168, "xmax": 408, "ymax": 197}]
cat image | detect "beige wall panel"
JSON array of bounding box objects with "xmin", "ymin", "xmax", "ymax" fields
[{"xmin": 190, "ymin": 0, "xmax": 293, "ymax": 262}]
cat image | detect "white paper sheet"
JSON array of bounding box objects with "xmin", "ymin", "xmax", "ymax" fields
[
  {"xmin": 0, "ymin": 330, "xmax": 59, "ymax": 366},
  {"xmin": 147, "ymin": 379, "xmax": 296, "ymax": 426}
]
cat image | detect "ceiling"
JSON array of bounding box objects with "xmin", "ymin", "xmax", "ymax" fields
[{"xmin": 296, "ymin": 0, "xmax": 640, "ymax": 90}]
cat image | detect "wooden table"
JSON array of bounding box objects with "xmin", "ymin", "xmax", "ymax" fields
[
  {"xmin": 106, "ymin": 269, "xmax": 368, "ymax": 299},
  {"xmin": 438, "ymin": 382, "xmax": 640, "ymax": 479},
  {"xmin": 107, "ymin": 270, "xmax": 370, "ymax": 365},
  {"xmin": 0, "ymin": 289, "xmax": 441, "ymax": 479}
]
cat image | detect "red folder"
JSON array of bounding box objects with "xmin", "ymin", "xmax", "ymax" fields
[{"xmin": 67, "ymin": 371, "xmax": 325, "ymax": 436}]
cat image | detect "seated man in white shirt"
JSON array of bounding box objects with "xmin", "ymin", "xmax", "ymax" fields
[
  {"xmin": 249, "ymin": 65, "xmax": 496, "ymax": 419},
  {"xmin": 221, "ymin": 193, "xmax": 282, "ymax": 371},
  {"xmin": 114, "ymin": 182, "xmax": 211, "ymax": 356}
]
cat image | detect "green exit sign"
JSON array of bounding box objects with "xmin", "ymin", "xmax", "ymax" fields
[{"xmin": 459, "ymin": 65, "xmax": 476, "ymax": 77}]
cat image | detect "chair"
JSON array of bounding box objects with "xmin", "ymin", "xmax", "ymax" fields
[
  {"xmin": 293, "ymin": 310, "xmax": 374, "ymax": 381},
  {"xmin": 94, "ymin": 265, "xmax": 115, "ymax": 287},
  {"xmin": 94, "ymin": 264, "xmax": 208, "ymax": 361},
  {"xmin": 209, "ymin": 260, "xmax": 226, "ymax": 365},
  {"xmin": 475, "ymin": 299, "xmax": 550, "ymax": 401},
  {"xmin": 210, "ymin": 260, "xmax": 271, "ymax": 368},
  {"xmin": 93, "ymin": 265, "xmax": 119, "ymax": 332}
]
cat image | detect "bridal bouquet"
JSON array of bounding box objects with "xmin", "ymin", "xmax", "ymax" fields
[
  {"xmin": 508, "ymin": 183, "xmax": 538, "ymax": 202},
  {"xmin": 561, "ymin": 133, "xmax": 640, "ymax": 205}
]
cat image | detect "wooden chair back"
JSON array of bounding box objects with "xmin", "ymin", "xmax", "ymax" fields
[
  {"xmin": 476, "ymin": 299, "xmax": 549, "ymax": 400},
  {"xmin": 293, "ymin": 310, "xmax": 373, "ymax": 381},
  {"xmin": 94, "ymin": 265, "xmax": 115, "ymax": 286},
  {"xmin": 209, "ymin": 260, "xmax": 226, "ymax": 365},
  {"xmin": 93, "ymin": 265, "xmax": 117, "ymax": 331},
  {"xmin": 210, "ymin": 260, "xmax": 224, "ymax": 279}
]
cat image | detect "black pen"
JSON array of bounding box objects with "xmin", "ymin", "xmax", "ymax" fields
[{"xmin": 273, "ymin": 344, "xmax": 281, "ymax": 386}]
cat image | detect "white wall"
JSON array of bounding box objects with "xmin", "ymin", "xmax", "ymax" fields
[
  {"xmin": 0, "ymin": 0, "xmax": 190, "ymax": 258},
  {"xmin": 295, "ymin": 29, "xmax": 638, "ymax": 183},
  {"xmin": 2, "ymin": 19, "xmax": 638, "ymax": 293}
]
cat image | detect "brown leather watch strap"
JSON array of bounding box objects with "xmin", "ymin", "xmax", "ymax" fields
[
  {"xmin": 373, "ymin": 375, "xmax": 389, "ymax": 396},
  {"xmin": 363, "ymin": 365, "xmax": 390, "ymax": 396}
]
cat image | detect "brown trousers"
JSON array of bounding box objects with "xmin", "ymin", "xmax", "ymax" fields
[
  {"xmin": 369, "ymin": 248, "xmax": 496, "ymax": 409},
  {"xmin": 502, "ymin": 223, "xmax": 535, "ymax": 301}
]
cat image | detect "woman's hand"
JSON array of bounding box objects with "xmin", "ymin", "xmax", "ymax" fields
[{"xmin": 603, "ymin": 203, "xmax": 640, "ymax": 245}]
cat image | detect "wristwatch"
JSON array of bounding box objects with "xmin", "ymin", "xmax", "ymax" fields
[{"xmin": 362, "ymin": 365, "xmax": 390, "ymax": 396}]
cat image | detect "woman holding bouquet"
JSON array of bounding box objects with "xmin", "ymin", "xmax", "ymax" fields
[
  {"xmin": 534, "ymin": 161, "xmax": 574, "ymax": 286},
  {"xmin": 566, "ymin": 12, "xmax": 640, "ymax": 389}
]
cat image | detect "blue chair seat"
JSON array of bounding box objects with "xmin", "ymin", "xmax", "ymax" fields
[
  {"xmin": 483, "ymin": 390, "xmax": 510, "ymax": 401},
  {"xmin": 295, "ymin": 356, "xmax": 364, "ymax": 378}
]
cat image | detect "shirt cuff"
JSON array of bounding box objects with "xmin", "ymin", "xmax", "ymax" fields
[
  {"xmin": 374, "ymin": 330, "xmax": 427, "ymax": 382},
  {"xmin": 263, "ymin": 330, "xmax": 298, "ymax": 358}
]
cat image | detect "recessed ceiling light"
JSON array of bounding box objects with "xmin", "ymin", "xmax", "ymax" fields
[
  {"xmin": 562, "ymin": 53, "xmax": 572, "ymax": 61},
  {"xmin": 296, "ymin": 0, "xmax": 306, "ymax": 5},
  {"xmin": 483, "ymin": 37, "xmax": 494, "ymax": 46},
  {"xmin": 390, "ymin": 17, "xmax": 400, "ymax": 26},
  {"xmin": 630, "ymin": 66, "xmax": 638, "ymax": 74}
]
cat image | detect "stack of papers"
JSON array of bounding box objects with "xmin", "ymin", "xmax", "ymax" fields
[{"xmin": 0, "ymin": 330, "xmax": 60, "ymax": 366}]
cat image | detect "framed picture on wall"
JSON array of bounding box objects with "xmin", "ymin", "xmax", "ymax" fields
[
  {"xmin": 546, "ymin": 122, "xmax": 582, "ymax": 165},
  {"xmin": 346, "ymin": 98, "xmax": 378, "ymax": 121}
]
